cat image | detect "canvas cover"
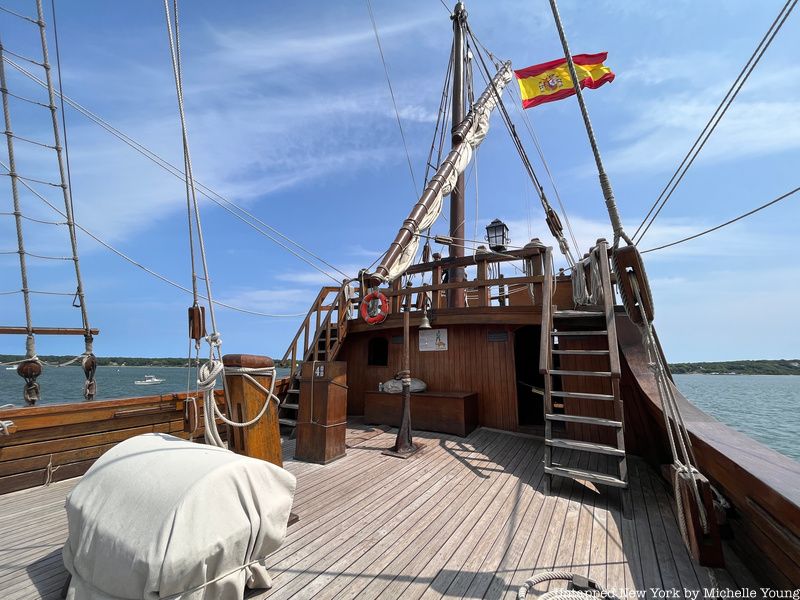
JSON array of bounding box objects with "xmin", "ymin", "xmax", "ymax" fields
[{"xmin": 62, "ymin": 433, "xmax": 296, "ymax": 600}]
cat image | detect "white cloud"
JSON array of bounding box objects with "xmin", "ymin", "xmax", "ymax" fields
[{"xmin": 603, "ymin": 65, "xmax": 800, "ymax": 174}]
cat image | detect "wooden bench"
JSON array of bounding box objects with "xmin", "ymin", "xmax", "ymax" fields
[{"xmin": 363, "ymin": 391, "xmax": 478, "ymax": 437}]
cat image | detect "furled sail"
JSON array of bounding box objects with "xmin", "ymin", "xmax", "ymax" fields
[{"xmin": 368, "ymin": 61, "xmax": 514, "ymax": 284}]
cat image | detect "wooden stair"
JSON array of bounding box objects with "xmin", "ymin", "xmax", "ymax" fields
[
  {"xmin": 541, "ymin": 241, "xmax": 630, "ymax": 516},
  {"xmin": 277, "ymin": 286, "xmax": 350, "ymax": 436}
]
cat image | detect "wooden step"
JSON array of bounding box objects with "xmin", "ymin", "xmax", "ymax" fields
[
  {"xmin": 550, "ymin": 369, "xmax": 612, "ymax": 378},
  {"xmin": 545, "ymin": 465, "xmax": 627, "ymax": 488},
  {"xmin": 554, "ymin": 310, "xmax": 603, "ymax": 318},
  {"xmin": 546, "ymin": 414, "xmax": 622, "ymax": 428},
  {"xmin": 287, "ymin": 389, "xmax": 299, "ymax": 394},
  {"xmin": 551, "ymin": 330, "xmax": 607, "ymax": 336},
  {"xmin": 279, "ymin": 418, "xmax": 297, "ymax": 427},
  {"xmin": 551, "ymin": 390, "xmax": 615, "ymax": 401},
  {"xmin": 546, "ymin": 438, "xmax": 625, "ymax": 457},
  {"xmin": 552, "ymin": 349, "xmax": 610, "ymax": 356},
  {"xmin": 280, "ymin": 403, "xmax": 299, "ymax": 411}
]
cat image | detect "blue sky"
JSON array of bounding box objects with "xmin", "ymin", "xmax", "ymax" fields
[{"xmin": 0, "ymin": 0, "xmax": 797, "ymax": 362}]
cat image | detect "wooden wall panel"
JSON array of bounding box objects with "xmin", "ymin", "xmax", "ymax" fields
[{"xmin": 339, "ymin": 324, "xmax": 519, "ymax": 431}]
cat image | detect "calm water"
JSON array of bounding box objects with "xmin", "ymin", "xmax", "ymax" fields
[
  {"xmin": 674, "ymin": 374, "xmax": 800, "ymax": 462},
  {"xmin": 1, "ymin": 367, "xmax": 797, "ymax": 462},
  {"xmin": 0, "ymin": 365, "xmax": 290, "ymax": 406}
]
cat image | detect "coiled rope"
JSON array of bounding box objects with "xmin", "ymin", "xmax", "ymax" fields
[{"xmin": 518, "ymin": 571, "xmax": 616, "ymax": 600}]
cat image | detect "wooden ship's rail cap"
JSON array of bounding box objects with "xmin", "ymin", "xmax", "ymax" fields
[
  {"xmin": 222, "ymin": 354, "xmax": 274, "ymax": 369},
  {"xmin": 0, "ymin": 326, "xmax": 100, "ymax": 336}
]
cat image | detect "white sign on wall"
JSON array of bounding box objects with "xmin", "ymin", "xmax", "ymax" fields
[{"xmin": 419, "ymin": 328, "xmax": 448, "ymax": 352}]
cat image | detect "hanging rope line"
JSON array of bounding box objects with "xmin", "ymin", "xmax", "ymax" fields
[
  {"xmin": 2, "ymin": 57, "xmax": 348, "ymax": 284},
  {"xmin": 505, "ymin": 87, "xmax": 581, "ymax": 252},
  {"xmin": 365, "ymin": 0, "xmax": 419, "ymax": 196},
  {"xmin": 547, "ymin": 0, "xmax": 632, "ymax": 247},
  {"xmin": 642, "ymin": 186, "xmax": 799, "ymax": 254},
  {"xmin": 34, "ymin": 0, "xmax": 97, "ymax": 399},
  {"xmin": 467, "ymin": 26, "xmax": 576, "ymax": 266},
  {"xmin": 634, "ymin": 0, "xmax": 798, "ymax": 244},
  {"xmin": 0, "ymin": 4, "xmax": 39, "ymax": 25},
  {"xmin": 0, "ymin": 157, "xmax": 304, "ymax": 318}
]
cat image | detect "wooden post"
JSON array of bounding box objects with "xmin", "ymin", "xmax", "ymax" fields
[
  {"xmin": 222, "ymin": 354, "xmax": 282, "ymax": 467},
  {"xmin": 476, "ymin": 248, "xmax": 489, "ymax": 307}
]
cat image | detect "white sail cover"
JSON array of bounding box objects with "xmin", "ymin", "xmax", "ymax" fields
[
  {"xmin": 62, "ymin": 433, "xmax": 296, "ymax": 600},
  {"xmin": 385, "ymin": 64, "xmax": 514, "ymax": 281}
]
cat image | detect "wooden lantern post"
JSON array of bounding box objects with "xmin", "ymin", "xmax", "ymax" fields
[{"xmin": 384, "ymin": 298, "xmax": 419, "ymax": 458}]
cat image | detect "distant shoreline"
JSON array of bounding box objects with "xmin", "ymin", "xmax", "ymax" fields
[
  {"xmin": 670, "ymin": 359, "xmax": 800, "ymax": 376},
  {"xmin": 3, "ymin": 356, "xmax": 798, "ymax": 375}
]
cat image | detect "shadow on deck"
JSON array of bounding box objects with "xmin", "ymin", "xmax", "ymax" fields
[{"xmin": 0, "ymin": 425, "xmax": 759, "ymax": 599}]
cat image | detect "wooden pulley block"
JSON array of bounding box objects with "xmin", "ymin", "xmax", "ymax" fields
[
  {"xmin": 17, "ymin": 359, "xmax": 42, "ymax": 379},
  {"xmin": 188, "ymin": 305, "xmax": 206, "ymax": 341},
  {"xmin": 613, "ymin": 245, "xmax": 655, "ymax": 326},
  {"xmin": 668, "ymin": 465, "xmax": 724, "ymax": 567},
  {"xmin": 545, "ymin": 207, "xmax": 563, "ymax": 237}
]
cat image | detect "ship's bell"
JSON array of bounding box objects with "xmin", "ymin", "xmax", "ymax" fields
[{"xmin": 419, "ymin": 313, "xmax": 432, "ymax": 329}]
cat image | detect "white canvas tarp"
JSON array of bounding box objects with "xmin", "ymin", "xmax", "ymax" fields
[{"xmin": 62, "ymin": 433, "xmax": 296, "ymax": 600}]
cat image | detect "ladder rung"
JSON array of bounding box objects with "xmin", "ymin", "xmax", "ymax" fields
[
  {"xmin": 554, "ymin": 310, "xmax": 603, "ymax": 318},
  {"xmin": 546, "ymin": 414, "xmax": 622, "ymax": 427},
  {"xmin": 551, "ymin": 390, "xmax": 615, "ymax": 401},
  {"xmin": 545, "ymin": 465, "xmax": 627, "ymax": 488},
  {"xmin": 546, "ymin": 438, "xmax": 625, "ymax": 456},
  {"xmin": 287, "ymin": 389, "xmax": 299, "ymax": 394},
  {"xmin": 279, "ymin": 418, "xmax": 297, "ymax": 427},
  {"xmin": 552, "ymin": 349, "xmax": 610, "ymax": 356},
  {"xmin": 552, "ymin": 330, "xmax": 607, "ymax": 336},
  {"xmin": 550, "ymin": 369, "xmax": 612, "ymax": 378},
  {"xmin": 280, "ymin": 403, "xmax": 299, "ymax": 411}
]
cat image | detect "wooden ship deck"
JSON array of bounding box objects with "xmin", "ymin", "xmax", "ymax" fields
[{"xmin": 3, "ymin": 424, "xmax": 758, "ymax": 600}]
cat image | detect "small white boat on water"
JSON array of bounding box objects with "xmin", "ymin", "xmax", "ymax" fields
[
  {"xmin": 4, "ymin": 367, "xmax": 15, "ymax": 370},
  {"xmin": 133, "ymin": 375, "xmax": 165, "ymax": 385}
]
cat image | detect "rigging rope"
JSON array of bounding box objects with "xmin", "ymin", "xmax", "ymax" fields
[
  {"xmin": 0, "ymin": 32, "xmax": 41, "ymax": 403},
  {"xmin": 467, "ymin": 28, "xmax": 576, "ymax": 265},
  {"xmin": 163, "ymin": 0, "xmax": 229, "ymax": 448},
  {"xmin": 2, "ymin": 57, "xmax": 348, "ymax": 284},
  {"xmin": 36, "ymin": 0, "xmax": 96, "ymax": 398},
  {"xmin": 546, "ymin": 0, "xmax": 632, "ymax": 247},
  {"xmin": 642, "ymin": 186, "xmax": 799, "ymax": 254},
  {"xmin": 634, "ymin": 0, "xmax": 798, "ymax": 244},
  {"xmin": 505, "ymin": 86, "xmax": 581, "ymax": 253},
  {"xmin": 0, "ymin": 167, "xmax": 305, "ymax": 320},
  {"xmin": 366, "ymin": 0, "xmax": 419, "ymax": 196}
]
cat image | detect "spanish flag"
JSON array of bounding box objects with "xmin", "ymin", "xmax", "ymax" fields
[{"xmin": 514, "ymin": 52, "xmax": 614, "ymax": 109}]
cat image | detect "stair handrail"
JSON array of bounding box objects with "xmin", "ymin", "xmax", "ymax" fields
[
  {"xmin": 280, "ymin": 285, "xmax": 340, "ymax": 371},
  {"xmin": 539, "ymin": 247, "xmax": 553, "ymax": 375},
  {"xmin": 595, "ymin": 240, "xmax": 621, "ymax": 377}
]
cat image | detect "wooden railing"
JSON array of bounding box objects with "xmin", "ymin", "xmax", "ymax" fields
[
  {"xmin": 280, "ymin": 285, "xmax": 352, "ymax": 373},
  {"xmin": 595, "ymin": 240, "xmax": 621, "ymax": 377},
  {"xmin": 357, "ymin": 244, "xmax": 552, "ymax": 316}
]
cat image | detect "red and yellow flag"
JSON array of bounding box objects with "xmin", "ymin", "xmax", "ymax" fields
[{"xmin": 514, "ymin": 52, "xmax": 614, "ymax": 109}]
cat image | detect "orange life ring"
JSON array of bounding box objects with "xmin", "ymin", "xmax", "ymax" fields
[{"xmin": 360, "ymin": 291, "xmax": 389, "ymax": 325}]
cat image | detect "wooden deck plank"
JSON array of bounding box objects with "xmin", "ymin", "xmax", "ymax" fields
[
  {"xmin": 645, "ymin": 465, "xmax": 702, "ymax": 590},
  {"xmin": 629, "ymin": 458, "xmax": 664, "ymax": 596},
  {"xmin": 329, "ymin": 432, "xmax": 530, "ymax": 600},
  {"xmin": 261, "ymin": 431, "xmax": 513, "ymax": 598},
  {"xmin": 264, "ymin": 430, "xmax": 495, "ymax": 574},
  {"xmin": 408, "ymin": 440, "xmax": 543, "ymax": 599},
  {"xmin": 0, "ymin": 427, "xmax": 762, "ymax": 599},
  {"xmin": 314, "ymin": 432, "xmax": 523, "ymax": 600}
]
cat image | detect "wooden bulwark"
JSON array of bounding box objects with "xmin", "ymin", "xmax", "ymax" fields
[{"xmin": 0, "ymin": 390, "xmax": 227, "ymax": 495}]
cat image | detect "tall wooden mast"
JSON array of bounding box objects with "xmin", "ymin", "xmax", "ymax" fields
[{"xmin": 448, "ymin": 1, "xmax": 467, "ymax": 307}]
